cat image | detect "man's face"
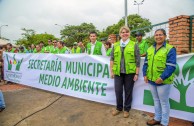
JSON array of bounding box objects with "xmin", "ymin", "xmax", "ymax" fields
[
  {"xmin": 40, "ymin": 43, "xmax": 44, "ymax": 48},
  {"xmin": 36, "ymin": 45, "xmax": 41, "ymax": 51},
  {"xmin": 57, "ymin": 42, "xmax": 62, "ymax": 48},
  {"xmin": 48, "ymin": 40, "xmax": 52, "ymax": 45},
  {"xmin": 74, "ymin": 45, "xmax": 77, "ymax": 48},
  {"xmin": 53, "ymin": 40, "xmax": 57, "ymax": 47},
  {"xmin": 20, "ymin": 48, "xmax": 24, "ymax": 52},
  {"xmin": 31, "ymin": 44, "xmax": 35, "ymax": 49},
  {"xmin": 6, "ymin": 45, "xmax": 11, "ymax": 50},
  {"xmin": 136, "ymin": 35, "xmax": 142, "ymax": 42},
  {"xmin": 89, "ymin": 34, "xmax": 97, "ymax": 43}
]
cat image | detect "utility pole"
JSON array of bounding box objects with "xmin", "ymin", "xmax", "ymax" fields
[{"xmin": 124, "ymin": 0, "xmax": 128, "ymax": 26}]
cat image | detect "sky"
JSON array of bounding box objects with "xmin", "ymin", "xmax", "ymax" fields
[{"xmin": 0, "ymin": 0, "xmax": 194, "ymax": 43}]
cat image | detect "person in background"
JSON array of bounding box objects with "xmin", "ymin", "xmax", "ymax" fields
[
  {"xmin": 39, "ymin": 41, "xmax": 45, "ymax": 52},
  {"xmin": 72, "ymin": 42, "xmax": 81, "ymax": 54},
  {"xmin": 78, "ymin": 41, "xmax": 85, "ymax": 53},
  {"xmin": 44, "ymin": 39, "xmax": 53, "ymax": 53},
  {"xmin": 104, "ymin": 41, "xmax": 112, "ymax": 56},
  {"xmin": 143, "ymin": 29, "xmax": 176, "ymax": 126},
  {"xmin": 51, "ymin": 40, "xmax": 58, "ymax": 54},
  {"xmin": 110, "ymin": 26, "xmax": 140, "ymax": 118},
  {"xmin": 29, "ymin": 44, "xmax": 35, "ymax": 53},
  {"xmin": 108, "ymin": 34, "xmax": 117, "ymax": 48},
  {"xmin": 19, "ymin": 46, "xmax": 28, "ymax": 53},
  {"xmin": 86, "ymin": 31, "xmax": 106, "ymax": 56},
  {"xmin": 135, "ymin": 32, "xmax": 149, "ymax": 57},
  {"xmin": 56, "ymin": 41, "xmax": 69, "ymax": 54},
  {"xmin": 6, "ymin": 43, "xmax": 17, "ymax": 53},
  {"xmin": 34, "ymin": 45, "xmax": 42, "ymax": 53}
]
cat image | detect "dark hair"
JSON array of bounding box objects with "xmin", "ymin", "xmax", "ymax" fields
[
  {"xmin": 7, "ymin": 43, "xmax": 12, "ymax": 47},
  {"xmin": 39, "ymin": 41, "xmax": 44, "ymax": 44},
  {"xmin": 19, "ymin": 46, "xmax": 24, "ymax": 50},
  {"xmin": 57, "ymin": 41, "xmax": 63, "ymax": 45},
  {"xmin": 155, "ymin": 29, "xmax": 166, "ymax": 36},
  {"xmin": 105, "ymin": 41, "xmax": 112, "ymax": 48},
  {"xmin": 89, "ymin": 31, "xmax": 97, "ymax": 36}
]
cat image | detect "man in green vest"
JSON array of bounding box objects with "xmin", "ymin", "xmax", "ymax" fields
[
  {"xmin": 135, "ymin": 32, "xmax": 148, "ymax": 57},
  {"xmin": 6, "ymin": 43, "xmax": 16, "ymax": 53},
  {"xmin": 51, "ymin": 39, "xmax": 58, "ymax": 54},
  {"xmin": 78, "ymin": 41, "xmax": 85, "ymax": 53},
  {"xmin": 56, "ymin": 41, "xmax": 69, "ymax": 54},
  {"xmin": 44, "ymin": 39, "xmax": 53, "ymax": 53},
  {"xmin": 34, "ymin": 45, "xmax": 42, "ymax": 53},
  {"xmin": 19, "ymin": 46, "xmax": 28, "ymax": 53},
  {"xmin": 72, "ymin": 42, "xmax": 81, "ymax": 54},
  {"xmin": 86, "ymin": 31, "xmax": 106, "ymax": 56}
]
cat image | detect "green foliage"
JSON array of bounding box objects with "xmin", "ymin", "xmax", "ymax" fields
[
  {"xmin": 182, "ymin": 55, "xmax": 194, "ymax": 81},
  {"xmin": 61, "ymin": 23, "xmax": 97, "ymax": 47},
  {"xmin": 98, "ymin": 14, "xmax": 152, "ymax": 39},
  {"xmin": 16, "ymin": 28, "xmax": 57, "ymax": 48},
  {"xmin": 145, "ymin": 36, "xmax": 155, "ymax": 46}
]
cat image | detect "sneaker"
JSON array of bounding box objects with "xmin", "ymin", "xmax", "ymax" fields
[
  {"xmin": 112, "ymin": 109, "xmax": 121, "ymax": 116},
  {"xmin": 147, "ymin": 119, "xmax": 161, "ymax": 125},
  {"xmin": 123, "ymin": 111, "xmax": 129, "ymax": 118},
  {"xmin": 0, "ymin": 107, "xmax": 5, "ymax": 112}
]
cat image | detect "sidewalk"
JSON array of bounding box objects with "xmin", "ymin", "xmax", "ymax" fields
[{"xmin": 0, "ymin": 83, "xmax": 193, "ymax": 126}]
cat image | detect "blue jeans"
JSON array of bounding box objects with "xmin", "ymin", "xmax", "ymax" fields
[
  {"xmin": 0, "ymin": 91, "xmax": 6, "ymax": 108},
  {"xmin": 148, "ymin": 84, "xmax": 171, "ymax": 126}
]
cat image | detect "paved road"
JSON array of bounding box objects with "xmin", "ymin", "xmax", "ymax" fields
[{"xmin": 0, "ymin": 87, "xmax": 192, "ymax": 126}]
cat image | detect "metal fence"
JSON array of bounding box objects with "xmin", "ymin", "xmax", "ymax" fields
[
  {"xmin": 131, "ymin": 21, "xmax": 169, "ymax": 39},
  {"xmin": 189, "ymin": 15, "xmax": 194, "ymax": 52}
]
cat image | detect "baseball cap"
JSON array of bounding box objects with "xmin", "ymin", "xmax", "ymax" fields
[
  {"xmin": 73, "ymin": 42, "xmax": 78, "ymax": 45},
  {"xmin": 135, "ymin": 32, "xmax": 143, "ymax": 36}
]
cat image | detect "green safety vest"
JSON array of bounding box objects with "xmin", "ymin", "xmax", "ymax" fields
[
  {"xmin": 6, "ymin": 48, "xmax": 15, "ymax": 53},
  {"xmin": 44, "ymin": 45, "xmax": 53, "ymax": 52},
  {"xmin": 51, "ymin": 47, "xmax": 58, "ymax": 54},
  {"xmin": 146, "ymin": 44, "xmax": 175, "ymax": 84},
  {"xmin": 137, "ymin": 39, "xmax": 148, "ymax": 55},
  {"xmin": 19, "ymin": 50, "xmax": 28, "ymax": 53},
  {"xmin": 33, "ymin": 48, "xmax": 37, "ymax": 53},
  {"xmin": 87, "ymin": 41, "xmax": 102, "ymax": 55},
  {"xmin": 112, "ymin": 41, "xmax": 136, "ymax": 76},
  {"xmin": 56, "ymin": 47, "xmax": 67, "ymax": 54},
  {"xmin": 72, "ymin": 47, "xmax": 81, "ymax": 54},
  {"xmin": 106, "ymin": 48, "xmax": 112, "ymax": 56}
]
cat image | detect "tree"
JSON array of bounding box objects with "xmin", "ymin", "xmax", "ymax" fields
[
  {"xmin": 16, "ymin": 28, "xmax": 57, "ymax": 48},
  {"xmin": 60, "ymin": 23, "xmax": 97, "ymax": 47},
  {"xmin": 99, "ymin": 14, "xmax": 152, "ymax": 39}
]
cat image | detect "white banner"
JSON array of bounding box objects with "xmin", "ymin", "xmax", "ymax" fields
[{"xmin": 3, "ymin": 52, "xmax": 194, "ymax": 122}]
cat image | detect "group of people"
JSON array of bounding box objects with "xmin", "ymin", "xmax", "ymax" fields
[{"xmin": 0, "ymin": 26, "xmax": 177, "ymax": 126}]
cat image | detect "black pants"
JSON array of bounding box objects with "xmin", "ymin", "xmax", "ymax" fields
[{"xmin": 114, "ymin": 73, "xmax": 135, "ymax": 112}]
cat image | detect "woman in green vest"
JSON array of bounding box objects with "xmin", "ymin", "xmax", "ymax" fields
[
  {"xmin": 143, "ymin": 29, "xmax": 177, "ymax": 126},
  {"xmin": 110, "ymin": 26, "xmax": 140, "ymax": 118},
  {"xmin": 104, "ymin": 41, "xmax": 112, "ymax": 56}
]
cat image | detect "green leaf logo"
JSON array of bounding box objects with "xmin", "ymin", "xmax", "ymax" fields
[{"xmin": 182, "ymin": 56, "xmax": 194, "ymax": 81}]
